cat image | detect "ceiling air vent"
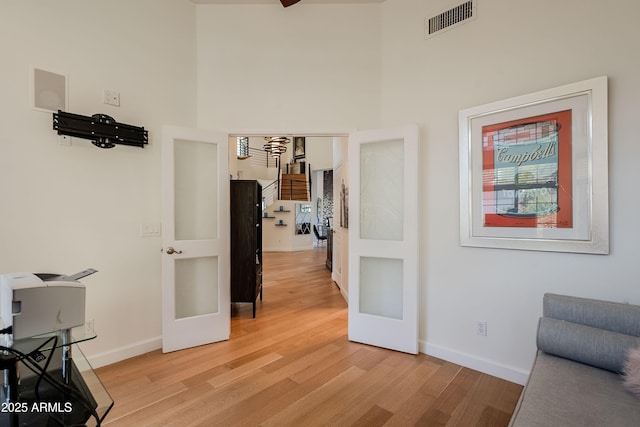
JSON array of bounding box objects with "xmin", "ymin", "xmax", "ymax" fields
[{"xmin": 425, "ymin": 0, "xmax": 477, "ymax": 39}]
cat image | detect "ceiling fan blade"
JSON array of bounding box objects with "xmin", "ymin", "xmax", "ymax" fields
[{"xmin": 280, "ymin": 0, "xmax": 301, "ymax": 7}]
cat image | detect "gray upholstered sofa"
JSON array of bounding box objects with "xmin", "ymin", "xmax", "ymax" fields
[{"xmin": 509, "ymin": 293, "xmax": 640, "ymax": 427}]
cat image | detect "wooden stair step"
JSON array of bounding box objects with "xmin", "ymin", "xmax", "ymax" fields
[{"xmin": 280, "ymin": 173, "xmax": 309, "ymax": 201}]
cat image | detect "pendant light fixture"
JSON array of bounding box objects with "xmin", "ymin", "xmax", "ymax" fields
[{"xmin": 263, "ymin": 136, "xmax": 290, "ymax": 159}]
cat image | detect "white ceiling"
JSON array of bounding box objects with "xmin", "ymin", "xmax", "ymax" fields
[{"xmin": 191, "ymin": 0, "xmax": 384, "ymax": 4}]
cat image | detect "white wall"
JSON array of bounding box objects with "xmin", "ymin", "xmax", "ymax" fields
[
  {"xmin": 195, "ymin": 4, "xmax": 382, "ymax": 133},
  {"xmin": 0, "ymin": 1, "xmax": 197, "ymax": 366},
  {"xmin": 262, "ymin": 201, "xmax": 312, "ymax": 252},
  {"xmin": 305, "ymin": 137, "xmax": 333, "ymax": 171},
  {"xmin": 380, "ymin": 0, "xmax": 640, "ymax": 383}
]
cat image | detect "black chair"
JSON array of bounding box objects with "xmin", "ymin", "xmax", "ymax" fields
[{"xmin": 313, "ymin": 225, "xmax": 327, "ymax": 246}]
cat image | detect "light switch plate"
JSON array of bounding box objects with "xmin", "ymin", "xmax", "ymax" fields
[{"xmin": 140, "ymin": 223, "xmax": 161, "ymax": 237}]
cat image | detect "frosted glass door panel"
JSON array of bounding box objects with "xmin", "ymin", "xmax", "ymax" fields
[
  {"xmin": 359, "ymin": 257, "xmax": 403, "ymax": 320},
  {"xmin": 175, "ymin": 139, "xmax": 218, "ymax": 241},
  {"xmin": 175, "ymin": 256, "xmax": 219, "ymax": 319},
  {"xmin": 360, "ymin": 139, "xmax": 404, "ymax": 241}
]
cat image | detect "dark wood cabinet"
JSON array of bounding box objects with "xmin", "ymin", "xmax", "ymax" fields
[
  {"xmin": 326, "ymin": 228, "xmax": 333, "ymax": 272},
  {"xmin": 230, "ymin": 180, "xmax": 262, "ymax": 317}
]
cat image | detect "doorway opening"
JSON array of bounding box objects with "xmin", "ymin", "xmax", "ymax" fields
[{"xmin": 228, "ymin": 133, "xmax": 349, "ymax": 319}]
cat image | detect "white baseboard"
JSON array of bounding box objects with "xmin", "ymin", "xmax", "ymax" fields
[
  {"xmin": 337, "ymin": 284, "xmax": 348, "ymax": 303},
  {"xmin": 85, "ymin": 336, "xmax": 162, "ymax": 369},
  {"xmin": 422, "ymin": 341, "xmax": 529, "ymax": 385}
]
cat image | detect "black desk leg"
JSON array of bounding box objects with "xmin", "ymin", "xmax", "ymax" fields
[{"xmin": 1, "ymin": 353, "xmax": 19, "ymax": 427}]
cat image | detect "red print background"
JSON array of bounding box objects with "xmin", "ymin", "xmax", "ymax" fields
[{"xmin": 482, "ymin": 110, "xmax": 573, "ymax": 228}]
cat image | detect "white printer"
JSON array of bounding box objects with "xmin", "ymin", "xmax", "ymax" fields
[{"xmin": 0, "ymin": 269, "xmax": 95, "ymax": 340}]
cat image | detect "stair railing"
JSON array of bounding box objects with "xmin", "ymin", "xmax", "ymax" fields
[
  {"xmin": 262, "ymin": 179, "xmax": 278, "ymax": 209},
  {"xmin": 247, "ymin": 147, "xmax": 276, "ymax": 168}
]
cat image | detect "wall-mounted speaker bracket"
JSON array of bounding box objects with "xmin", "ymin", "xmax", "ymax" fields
[{"xmin": 53, "ymin": 110, "xmax": 148, "ymax": 149}]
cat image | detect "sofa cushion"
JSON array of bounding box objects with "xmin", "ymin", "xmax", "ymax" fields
[
  {"xmin": 509, "ymin": 352, "xmax": 640, "ymax": 427},
  {"xmin": 537, "ymin": 317, "xmax": 640, "ymax": 373}
]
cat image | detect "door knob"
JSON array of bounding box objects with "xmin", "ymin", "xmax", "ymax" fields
[{"xmin": 165, "ymin": 246, "xmax": 183, "ymax": 254}]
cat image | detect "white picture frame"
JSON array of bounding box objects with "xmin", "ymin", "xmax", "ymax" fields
[{"xmin": 459, "ymin": 76, "xmax": 609, "ymax": 254}]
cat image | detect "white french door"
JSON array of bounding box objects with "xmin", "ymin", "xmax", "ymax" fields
[
  {"xmin": 161, "ymin": 125, "xmax": 230, "ymax": 353},
  {"xmin": 348, "ymin": 125, "xmax": 419, "ymax": 354}
]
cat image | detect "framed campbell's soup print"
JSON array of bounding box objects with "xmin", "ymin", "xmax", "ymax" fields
[{"xmin": 459, "ymin": 76, "xmax": 609, "ymax": 254}]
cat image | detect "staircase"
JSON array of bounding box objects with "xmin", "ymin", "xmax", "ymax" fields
[{"xmin": 280, "ymin": 173, "xmax": 310, "ymax": 201}]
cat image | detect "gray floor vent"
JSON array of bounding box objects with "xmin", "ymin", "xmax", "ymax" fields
[{"xmin": 425, "ymin": 0, "xmax": 476, "ymax": 39}]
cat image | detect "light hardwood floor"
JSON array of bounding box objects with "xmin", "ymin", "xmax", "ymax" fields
[{"xmin": 96, "ymin": 249, "xmax": 523, "ymax": 426}]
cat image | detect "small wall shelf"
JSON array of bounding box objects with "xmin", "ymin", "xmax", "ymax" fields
[
  {"xmin": 273, "ymin": 210, "xmax": 291, "ymax": 213},
  {"xmin": 263, "ymin": 215, "xmax": 276, "ymax": 219},
  {"xmin": 275, "ymin": 223, "xmax": 288, "ymax": 227}
]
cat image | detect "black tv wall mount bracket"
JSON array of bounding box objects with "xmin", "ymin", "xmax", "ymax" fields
[{"xmin": 53, "ymin": 110, "xmax": 148, "ymax": 149}]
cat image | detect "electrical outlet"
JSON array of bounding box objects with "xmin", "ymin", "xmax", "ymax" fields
[
  {"xmin": 476, "ymin": 320, "xmax": 487, "ymax": 336},
  {"xmin": 103, "ymin": 89, "xmax": 120, "ymax": 106},
  {"xmin": 85, "ymin": 319, "xmax": 95, "ymax": 334}
]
